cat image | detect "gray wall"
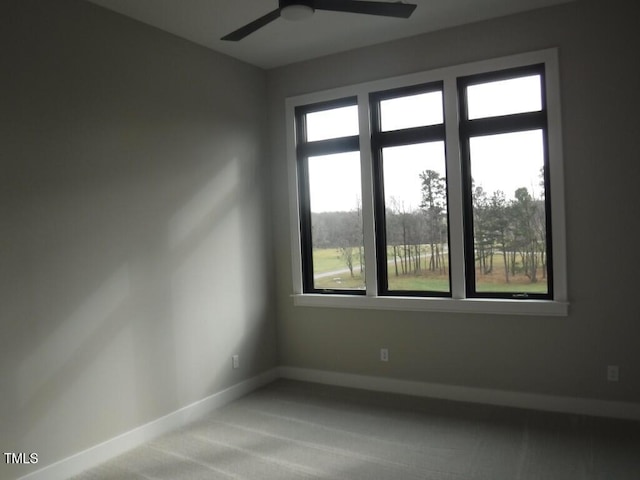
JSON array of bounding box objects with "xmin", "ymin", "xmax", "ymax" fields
[
  {"xmin": 267, "ymin": 0, "xmax": 640, "ymax": 404},
  {"xmin": 0, "ymin": 1, "xmax": 275, "ymax": 478}
]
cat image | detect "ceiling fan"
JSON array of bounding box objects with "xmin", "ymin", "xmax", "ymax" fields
[{"xmin": 221, "ymin": 0, "xmax": 417, "ymax": 41}]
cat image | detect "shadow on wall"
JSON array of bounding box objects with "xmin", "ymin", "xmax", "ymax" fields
[{"xmin": 5, "ymin": 150, "xmax": 271, "ymax": 472}]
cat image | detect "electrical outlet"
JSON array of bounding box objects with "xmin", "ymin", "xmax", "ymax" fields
[
  {"xmin": 232, "ymin": 355, "xmax": 240, "ymax": 369},
  {"xmin": 380, "ymin": 348, "xmax": 389, "ymax": 362},
  {"xmin": 607, "ymin": 365, "xmax": 619, "ymax": 382}
]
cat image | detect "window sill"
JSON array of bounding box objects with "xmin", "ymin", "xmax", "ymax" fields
[{"xmin": 292, "ymin": 293, "xmax": 569, "ymax": 316}]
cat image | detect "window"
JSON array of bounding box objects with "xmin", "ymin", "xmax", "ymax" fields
[
  {"xmin": 370, "ymin": 83, "xmax": 450, "ymax": 296},
  {"xmin": 287, "ymin": 49, "xmax": 568, "ymax": 315},
  {"xmin": 458, "ymin": 65, "xmax": 553, "ymax": 300},
  {"xmin": 295, "ymin": 97, "xmax": 365, "ymax": 293}
]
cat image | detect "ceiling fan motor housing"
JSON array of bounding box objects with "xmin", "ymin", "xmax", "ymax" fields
[
  {"xmin": 280, "ymin": 0, "xmax": 315, "ymax": 10},
  {"xmin": 280, "ymin": 0, "xmax": 315, "ymax": 21}
]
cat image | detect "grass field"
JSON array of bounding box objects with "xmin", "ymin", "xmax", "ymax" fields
[
  {"xmin": 312, "ymin": 247, "xmax": 547, "ymax": 294},
  {"xmin": 475, "ymin": 270, "xmax": 548, "ymax": 293},
  {"xmin": 312, "ymin": 248, "xmax": 363, "ymax": 274}
]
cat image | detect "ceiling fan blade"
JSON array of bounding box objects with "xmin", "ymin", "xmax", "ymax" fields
[
  {"xmin": 221, "ymin": 8, "xmax": 281, "ymax": 41},
  {"xmin": 314, "ymin": 0, "xmax": 417, "ymax": 18}
]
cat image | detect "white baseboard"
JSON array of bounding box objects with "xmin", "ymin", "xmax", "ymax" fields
[
  {"xmin": 278, "ymin": 366, "xmax": 640, "ymax": 421},
  {"xmin": 19, "ymin": 369, "xmax": 279, "ymax": 480}
]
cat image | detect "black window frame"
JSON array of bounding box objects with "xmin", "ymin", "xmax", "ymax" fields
[
  {"xmin": 457, "ymin": 64, "xmax": 554, "ymax": 300},
  {"xmin": 294, "ymin": 96, "xmax": 365, "ymax": 295},
  {"xmin": 369, "ymin": 81, "xmax": 452, "ymax": 297}
]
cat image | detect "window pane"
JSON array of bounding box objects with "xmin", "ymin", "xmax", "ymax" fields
[
  {"xmin": 380, "ymin": 91, "xmax": 443, "ymax": 131},
  {"xmin": 382, "ymin": 142, "xmax": 450, "ymax": 293},
  {"xmin": 467, "ymin": 75, "xmax": 542, "ymax": 119},
  {"xmin": 469, "ymin": 130, "xmax": 548, "ymax": 295},
  {"xmin": 306, "ymin": 105, "xmax": 358, "ymax": 141},
  {"xmin": 308, "ymin": 151, "xmax": 365, "ymax": 290}
]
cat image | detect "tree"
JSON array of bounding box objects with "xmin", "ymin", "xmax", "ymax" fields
[
  {"xmin": 335, "ymin": 206, "xmax": 363, "ymax": 277},
  {"xmin": 419, "ymin": 170, "xmax": 448, "ymax": 274},
  {"xmin": 386, "ymin": 197, "xmax": 413, "ymax": 275},
  {"xmin": 512, "ymin": 187, "xmax": 545, "ymax": 283},
  {"xmin": 487, "ymin": 190, "xmax": 511, "ymax": 283},
  {"xmin": 472, "ymin": 186, "xmax": 493, "ymax": 275},
  {"xmin": 385, "ymin": 198, "xmax": 403, "ymax": 276},
  {"xmin": 310, "ymin": 201, "xmax": 364, "ymax": 277}
]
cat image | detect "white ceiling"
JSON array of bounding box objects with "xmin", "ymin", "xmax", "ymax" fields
[{"xmin": 85, "ymin": 0, "xmax": 573, "ymax": 69}]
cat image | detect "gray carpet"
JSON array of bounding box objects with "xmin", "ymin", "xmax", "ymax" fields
[{"xmin": 72, "ymin": 379, "xmax": 640, "ymax": 479}]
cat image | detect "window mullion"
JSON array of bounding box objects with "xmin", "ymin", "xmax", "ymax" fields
[
  {"xmin": 357, "ymin": 93, "xmax": 378, "ymax": 296},
  {"xmin": 443, "ymin": 76, "xmax": 466, "ymax": 299},
  {"xmin": 460, "ymin": 111, "xmax": 546, "ymax": 137},
  {"xmin": 298, "ymin": 135, "xmax": 360, "ymax": 157},
  {"xmin": 375, "ymin": 124, "xmax": 446, "ymax": 147}
]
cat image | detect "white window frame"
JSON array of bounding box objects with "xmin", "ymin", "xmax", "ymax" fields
[{"xmin": 286, "ymin": 49, "xmax": 568, "ymax": 316}]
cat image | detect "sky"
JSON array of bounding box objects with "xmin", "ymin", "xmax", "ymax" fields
[{"xmin": 306, "ymin": 74, "xmax": 544, "ymax": 213}]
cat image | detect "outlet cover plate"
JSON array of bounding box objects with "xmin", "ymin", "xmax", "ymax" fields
[{"xmin": 380, "ymin": 348, "xmax": 389, "ymax": 362}]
